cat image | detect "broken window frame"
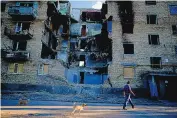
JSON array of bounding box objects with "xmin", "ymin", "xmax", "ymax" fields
[
  {"xmin": 123, "ymin": 43, "xmax": 134, "ymax": 54},
  {"xmin": 12, "ymin": 41, "xmax": 27, "ymax": 51},
  {"xmin": 148, "ymin": 34, "xmax": 160, "ymax": 45},
  {"xmin": 123, "ymin": 66, "xmax": 135, "ymax": 79},
  {"xmin": 15, "ymin": 22, "xmax": 31, "ymax": 33},
  {"xmin": 172, "ymin": 25, "xmax": 177, "ymax": 35},
  {"xmin": 150, "ymin": 57, "xmax": 162, "ymax": 69},
  {"xmin": 1, "ymin": 2, "xmax": 6, "ymax": 12},
  {"xmin": 147, "ymin": 14, "xmax": 158, "ymax": 24},
  {"xmin": 145, "ymin": 1, "xmax": 156, "ymax": 5}
]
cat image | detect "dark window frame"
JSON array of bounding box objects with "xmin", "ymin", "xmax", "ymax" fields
[
  {"xmin": 1, "ymin": 3, "xmax": 6, "ymax": 12},
  {"xmin": 123, "ymin": 43, "xmax": 134, "ymax": 54},
  {"xmin": 172, "ymin": 25, "xmax": 177, "ymax": 35},
  {"xmin": 145, "ymin": 1, "xmax": 156, "ymax": 5},
  {"xmin": 150, "ymin": 57, "xmax": 162, "ymax": 68},
  {"xmin": 148, "ymin": 34, "xmax": 160, "ymax": 45},
  {"xmin": 147, "ymin": 15, "xmax": 157, "ymax": 24},
  {"xmin": 12, "ymin": 41, "xmax": 27, "ymax": 51},
  {"xmin": 20, "ymin": 3, "xmax": 33, "ymax": 7}
]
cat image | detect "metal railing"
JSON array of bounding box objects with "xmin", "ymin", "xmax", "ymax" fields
[
  {"xmin": 5, "ymin": 51, "xmax": 30, "ymax": 60},
  {"xmin": 4, "ymin": 27, "xmax": 33, "ymax": 37}
]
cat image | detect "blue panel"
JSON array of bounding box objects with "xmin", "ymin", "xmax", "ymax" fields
[
  {"xmin": 64, "ymin": 68, "xmax": 68, "ymax": 78},
  {"xmin": 9, "ymin": 2, "xmax": 38, "ymax": 17},
  {"xmin": 70, "ymin": 23, "xmax": 102, "ymax": 36},
  {"xmin": 169, "ymin": 5, "xmax": 177, "ymax": 15},
  {"xmin": 65, "ymin": 69, "xmax": 80, "ymax": 83},
  {"xmin": 103, "ymin": 74, "xmax": 108, "ymax": 82},
  {"xmin": 85, "ymin": 55, "xmax": 107, "ymax": 67},
  {"xmin": 121, "ymin": 62, "xmax": 137, "ymax": 66},
  {"xmin": 84, "ymin": 73, "xmax": 103, "ymax": 84},
  {"xmin": 107, "ymin": 21, "xmax": 112, "ymax": 33}
]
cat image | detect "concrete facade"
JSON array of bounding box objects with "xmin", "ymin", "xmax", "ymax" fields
[
  {"xmin": 1, "ymin": 1, "xmax": 66, "ymax": 85},
  {"xmin": 107, "ymin": 1, "xmax": 177, "ymax": 88}
]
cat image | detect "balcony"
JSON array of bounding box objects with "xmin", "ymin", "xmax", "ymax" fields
[
  {"xmin": 4, "ymin": 27, "xmax": 33, "ymax": 40},
  {"xmin": 1, "ymin": 50, "xmax": 30, "ymax": 61},
  {"xmin": 8, "ymin": 6, "xmax": 37, "ymax": 21}
]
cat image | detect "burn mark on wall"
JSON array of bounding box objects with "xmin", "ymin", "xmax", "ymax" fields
[{"xmin": 117, "ymin": 1, "xmax": 134, "ymax": 34}]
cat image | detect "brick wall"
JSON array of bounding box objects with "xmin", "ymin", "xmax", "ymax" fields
[
  {"xmin": 1, "ymin": 1, "xmax": 66, "ymax": 84},
  {"xmin": 107, "ymin": 1, "xmax": 177, "ymax": 88}
]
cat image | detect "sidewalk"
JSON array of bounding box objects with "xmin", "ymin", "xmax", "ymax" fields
[{"xmin": 1, "ymin": 100, "xmax": 177, "ymax": 118}]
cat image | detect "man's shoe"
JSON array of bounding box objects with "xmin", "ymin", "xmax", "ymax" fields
[{"xmin": 123, "ymin": 107, "xmax": 127, "ymax": 110}]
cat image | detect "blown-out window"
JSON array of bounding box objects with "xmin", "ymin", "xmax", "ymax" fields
[
  {"xmin": 123, "ymin": 44, "xmax": 134, "ymax": 54},
  {"xmin": 147, "ymin": 15, "xmax": 157, "ymax": 24},
  {"xmin": 1, "ymin": 3, "xmax": 6, "ymax": 12},
  {"xmin": 145, "ymin": 1, "xmax": 156, "ymax": 5},
  {"xmin": 148, "ymin": 34, "xmax": 160, "ymax": 45},
  {"xmin": 13, "ymin": 41, "xmax": 27, "ymax": 51},
  {"xmin": 172, "ymin": 25, "xmax": 177, "ymax": 34},
  {"xmin": 150, "ymin": 57, "xmax": 162, "ymax": 68}
]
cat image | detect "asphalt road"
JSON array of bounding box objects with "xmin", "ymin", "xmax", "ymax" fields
[{"xmin": 1, "ymin": 100, "xmax": 177, "ymax": 118}]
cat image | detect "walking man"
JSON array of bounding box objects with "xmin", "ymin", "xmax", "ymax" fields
[{"xmin": 123, "ymin": 81, "xmax": 135, "ymax": 110}]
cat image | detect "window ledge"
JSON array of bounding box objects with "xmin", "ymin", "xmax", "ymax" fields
[
  {"xmin": 7, "ymin": 73, "xmax": 23, "ymax": 74},
  {"xmin": 38, "ymin": 74, "xmax": 48, "ymax": 76},
  {"xmin": 151, "ymin": 68, "xmax": 163, "ymax": 70},
  {"xmin": 123, "ymin": 54, "xmax": 135, "ymax": 56}
]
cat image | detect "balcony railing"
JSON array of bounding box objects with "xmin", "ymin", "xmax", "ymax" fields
[
  {"xmin": 4, "ymin": 27, "xmax": 33, "ymax": 40},
  {"xmin": 8, "ymin": 6, "xmax": 37, "ymax": 20},
  {"xmin": 3, "ymin": 51, "xmax": 30, "ymax": 61}
]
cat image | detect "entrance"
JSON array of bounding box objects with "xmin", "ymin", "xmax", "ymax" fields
[{"xmin": 155, "ymin": 76, "xmax": 177, "ymax": 101}]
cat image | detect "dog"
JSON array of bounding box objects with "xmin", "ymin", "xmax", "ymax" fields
[
  {"xmin": 18, "ymin": 98, "xmax": 29, "ymax": 106},
  {"xmin": 71, "ymin": 102, "xmax": 87, "ymax": 115}
]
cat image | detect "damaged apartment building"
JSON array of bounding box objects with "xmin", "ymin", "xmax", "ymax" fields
[
  {"xmin": 1, "ymin": 1, "xmax": 177, "ymax": 101},
  {"xmin": 42, "ymin": 3, "xmax": 112, "ymax": 84},
  {"xmin": 106, "ymin": 1, "xmax": 177, "ymax": 100},
  {"xmin": 1, "ymin": 1, "xmax": 112, "ymax": 87}
]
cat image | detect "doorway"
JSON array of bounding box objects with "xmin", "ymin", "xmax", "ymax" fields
[{"xmin": 80, "ymin": 72, "xmax": 84, "ymax": 84}]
